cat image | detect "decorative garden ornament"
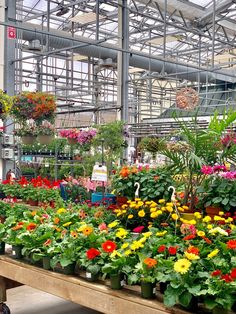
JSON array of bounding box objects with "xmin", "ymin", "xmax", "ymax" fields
[{"xmin": 134, "ymin": 182, "xmax": 140, "ymax": 198}]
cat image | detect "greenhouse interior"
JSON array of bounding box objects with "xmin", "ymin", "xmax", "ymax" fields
[{"xmin": 0, "ymin": 0, "xmax": 235, "ymax": 313}]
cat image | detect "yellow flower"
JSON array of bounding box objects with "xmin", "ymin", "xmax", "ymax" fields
[
  {"xmin": 128, "ymin": 214, "xmax": 134, "ymax": 219},
  {"xmin": 177, "ymin": 207, "xmax": 184, "ymax": 212},
  {"xmin": 166, "ymin": 206, "xmax": 173, "ymax": 213},
  {"xmin": 57, "ymin": 208, "xmax": 66, "ymax": 214},
  {"xmin": 150, "ymin": 207, "xmax": 157, "ymax": 213},
  {"xmin": 157, "ymin": 210, "xmax": 163, "ymax": 215},
  {"xmin": 166, "ymin": 202, "xmax": 173, "ymax": 207},
  {"xmin": 207, "ymin": 249, "xmax": 219, "ymax": 259},
  {"xmin": 197, "ymin": 231, "xmax": 205, "ymax": 237},
  {"xmin": 121, "ymin": 204, "xmax": 128, "ymax": 209},
  {"xmin": 108, "ymin": 221, "xmax": 119, "ymax": 228},
  {"xmin": 145, "ymin": 201, "xmax": 151, "ymax": 205},
  {"xmin": 143, "ymin": 231, "xmax": 152, "ymax": 238},
  {"xmin": 116, "ymin": 228, "xmax": 128, "ymax": 239},
  {"xmin": 110, "ymin": 250, "xmax": 122, "ymax": 258},
  {"xmin": 226, "ymin": 217, "xmax": 233, "ymax": 223},
  {"xmin": 158, "ymin": 199, "xmax": 165, "ymax": 204},
  {"xmin": 124, "ymin": 249, "xmax": 132, "ymax": 256},
  {"xmin": 139, "ymin": 237, "xmax": 147, "ymax": 243},
  {"xmin": 121, "ymin": 242, "xmax": 129, "ymax": 249},
  {"xmin": 135, "ymin": 198, "xmax": 141, "ymax": 201},
  {"xmin": 203, "ymin": 216, "xmax": 211, "ymax": 223},
  {"xmin": 184, "ymin": 252, "xmax": 200, "ymax": 260},
  {"xmin": 150, "ymin": 202, "xmax": 157, "ymax": 208},
  {"xmin": 138, "ymin": 210, "xmax": 145, "ymax": 217},
  {"xmin": 207, "ymin": 224, "xmax": 213, "ymax": 230},
  {"xmin": 194, "ymin": 212, "xmax": 202, "ymax": 219},
  {"xmin": 219, "ymin": 211, "xmax": 224, "ymax": 216},
  {"xmin": 188, "ymin": 219, "xmax": 196, "ymax": 225},
  {"xmin": 214, "ymin": 216, "xmax": 225, "ymax": 222},
  {"xmin": 156, "ymin": 230, "xmax": 167, "ymax": 237},
  {"xmin": 130, "ymin": 240, "xmax": 144, "ymax": 251},
  {"xmin": 174, "ymin": 259, "xmax": 191, "ymax": 274},
  {"xmin": 182, "ymin": 205, "xmax": 189, "ymax": 210},
  {"xmin": 172, "ymin": 213, "xmax": 179, "ymax": 220},
  {"xmin": 150, "ymin": 212, "xmax": 159, "ymax": 219},
  {"xmin": 63, "ymin": 221, "xmax": 72, "ymax": 227},
  {"xmin": 137, "ymin": 201, "xmax": 144, "ymax": 207}
]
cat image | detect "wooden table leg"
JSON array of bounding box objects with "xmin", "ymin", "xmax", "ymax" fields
[{"xmin": 0, "ymin": 276, "xmax": 6, "ymax": 302}]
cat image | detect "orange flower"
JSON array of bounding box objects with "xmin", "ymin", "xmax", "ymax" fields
[
  {"xmin": 79, "ymin": 210, "xmax": 87, "ymax": 219},
  {"xmin": 71, "ymin": 231, "xmax": 78, "ymax": 238},
  {"xmin": 187, "ymin": 246, "xmax": 199, "ymax": 255},
  {"xmin": 26, "ymin": 222, "xmax": 37, "ymax": 231},
  {"xmin": 143, "ymin": 257, "xmax": 157, "ymax": 268},
  {"xmin": 131, "ymin": 166, "xmax": 138, "ymax": 174},
  {"xmin": 12, "ymin": 224, "xmax": 24, "ymax": 231},
  {"xmin": 31, "ymin": 211, "xmax": 37, "ymax": 216},
  {"xmin": 82, "ymin": 226, "xmax": 93, "ymax": 236},
  {"xmin": 43, "ymin": 239, "xmax": 51, "ymax": 246},
  {"xmin": 119, "ymin": 167, "xmax": 130, "ymax": 178},
  {"xmin": 227, "ymin": 239, "xmax": 236, "ymax": 250},
  {"xmin": 54, "ymin": 217, "xmax": 60, "ymax": 224}
]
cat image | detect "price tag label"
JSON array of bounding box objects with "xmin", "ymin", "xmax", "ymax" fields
[
  {"xmin": 86, "ymin": 272, "xmax": 92, "ymax": 279},
  {"xmin": 120, "ymin": 280, "xmax": 125, "ymax": 287},
  {"xmin": 153, "ymin": 287, "xmax": 156, "ymax": 294},
  {"xmin": 12, "ymin": 250, "xmax": 16, "ymax": 256},
  {"xmin": 91, "ymin": 164, "xmax": 107, "ymax": 182}
]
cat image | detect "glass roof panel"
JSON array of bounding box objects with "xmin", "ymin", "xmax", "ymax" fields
[{"xmin": 188, "ymin": 0, "xmax": 213, "ymax": 8}]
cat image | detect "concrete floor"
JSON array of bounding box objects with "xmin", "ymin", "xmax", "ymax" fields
[{"xmin": 6, "ymin": 286, "xmax": 102, "ymax": 314}]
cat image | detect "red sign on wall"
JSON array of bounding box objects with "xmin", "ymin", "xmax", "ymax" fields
[{"xmin": 7, "ymin": 27, "xmax": 16, "ymax": 39}]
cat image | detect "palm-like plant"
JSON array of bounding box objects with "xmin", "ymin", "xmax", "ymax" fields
[{"xmin": 158, "ymin": 110, "xmax": 236, "ymax": 210}]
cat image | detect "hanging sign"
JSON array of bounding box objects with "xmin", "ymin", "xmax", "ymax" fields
[
  {"xmin": 91, "ymin": 164, "xmax": 108, "ymax": 182},
  {"xmin": 7, "ymin": 27, "xmax": 16, "ymax": 39}
]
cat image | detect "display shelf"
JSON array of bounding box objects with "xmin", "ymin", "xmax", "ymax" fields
[{"xmin": 0, "ymin": 255, "xmax": 193, "ymax": 314}]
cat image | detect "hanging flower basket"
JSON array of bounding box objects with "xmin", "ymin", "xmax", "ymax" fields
[
  {"xmin": 21, "ymin": 135, "xmax": 37, "ymax": 145},
  {"xmin": 37, "ymin": 135, "xmax": 54, "ymax": 145},
  {"xmin": 176, "ymin": 87, "xmax": 199, "ymax": 110},
  {"xmin": 0, "ymin": 90, "xmax": 13, "ymax": 119},
  {"xmin": 67, "ymin": 138, "xmax": 78, "ymax": 145}
]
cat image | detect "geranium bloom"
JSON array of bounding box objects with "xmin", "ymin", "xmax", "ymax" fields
[
  {"xmin": 174, "ymin": 258, "xmax": 191, "ymax": 274},
  {"xmin": 207, "ymin": 249, "xmax": 219, "ymax": 259},
  {"xmin": 221, "ymin": 274, "xmax": 233, "ymax": 283},
  {"xmin": 227, "ymin": 239, "xmax": 236, "ymax": 250},
  {"xmin": 26, "ymin": 222, "xmax": 37, "ymax": 231},
  {"xmin": 230, "ymin": 268, "xmax": 236, "ymax": 279},
  {"xmin": 86, "ymin": 248, "xmax": 100, "ymax": 260},
  {"xmin": 201, "ymin": 165, "xmax": 213, "ymax": 175},
  {"xmin": 168, "ymin": 246, "xmax": 178, "ymax": 255},
  {"xmin": 102, "ymin": 240, "xmax": 117, "ymax": 253},
  {"xmin": 211, "ymin": 270, "xmax": 222, "ymax": 277},
  {"xmin": 144, "ymin": 257, "xmax": 157, "ymax": 268},
  {"xmin": 158, "ymin": 245, "xmax": 166, "ymax": 253}
]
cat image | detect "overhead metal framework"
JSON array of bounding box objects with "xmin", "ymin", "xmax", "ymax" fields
[{"xmin": 1, "ymin": 0, "xmax": 236, "ymax": 136}]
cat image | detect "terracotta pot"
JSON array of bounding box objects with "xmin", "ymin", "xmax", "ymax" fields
[
  {"xmin": 21, "ymin": 136, "xmax": 37, "ymax": 145},
  {"xmin": 206, "ymin": 206, "xmax": 221, "ymax": 219},
  {"xmin": 37, "ymin": 135, "xmax": 54, "ymax": 145},
  {"xmin": 67, "ymin": 138, "xmax": 77, "ymax": 145}
]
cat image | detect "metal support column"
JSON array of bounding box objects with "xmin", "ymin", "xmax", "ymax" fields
[{"xmin": 2, "ymin": 0, "xmax": 16, "ymax": 180}]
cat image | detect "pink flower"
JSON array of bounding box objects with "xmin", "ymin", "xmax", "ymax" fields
[
  {"xmin": 213, "ymin": 165, "xmax": 227, "ymax": 172},
  {"xmin": 201, "ymin": 165, "xmax": 213, "ymax": 175},
  {"xmin": 98, "ymin": 222, "xmax": 107, "ymax": 231},
  {"xmin": 180, "ymin": 223, "xmax": 196, "ymax": 235},
  {"xmin": 133, "ymin": 226, "xmax": 145, "ymax": 233}
]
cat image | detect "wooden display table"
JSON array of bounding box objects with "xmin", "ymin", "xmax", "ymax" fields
[{"xmin": 0, "ymin": 256, "xmax": 194, "ymax": 314}]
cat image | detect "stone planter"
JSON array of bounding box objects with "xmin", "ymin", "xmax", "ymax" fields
[{"xmin": 37, "ymin": 135, "xmax": 54, "ymax": 145}]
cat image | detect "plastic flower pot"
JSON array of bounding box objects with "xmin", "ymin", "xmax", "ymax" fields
[
  {"xmin": 53, "ymin": 262, "xmax": 75, "ymax": 275},
  {"xmin": 11, "ymin": 245, "xmax": 23, "ymax": 259},
  {"xmin": 85, "ymin": 271, "xmax": 99, "ymax": 282},
  {"xmin": 21, "ymin": 136, "xmax": 37, "ymax": 145},
  {"xmin": 37, "ymin": 135, "xmax": 54, "ymax": 145},
  {"xmin": 212, "ymin": 307, "xmax": 228, "ymax": 314},
  {"xmin": 42, "ymin": 256, "xmax": 51, "ymax": 270},
  {"xmin": 67, "ymin": 138, "xmax": 77, "ymax": 145},
  {"xmin": 0, "ymin": 242, "xmax": 5, "ymax": 255},
  {"xmin": 140, "ymin": 281, "xmax": 155, "ymax": 299},
  {"xmin": 110, "ymin": 273, "xmax": 124, "ymax": 290}
]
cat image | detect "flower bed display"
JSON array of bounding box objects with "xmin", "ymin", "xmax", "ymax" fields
[{"xmin": 0, "ymin": 198, "xmax": 235, "ymax": 313}]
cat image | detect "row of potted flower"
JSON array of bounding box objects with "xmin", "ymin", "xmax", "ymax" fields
[{"xmin": 0, "ymin": 199, "xmax": 235, "ymax": 313}]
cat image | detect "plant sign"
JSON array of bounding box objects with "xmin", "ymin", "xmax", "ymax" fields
[{"xmin": 91, "ymin": 164, "xmax": 108, "ymax": 182}]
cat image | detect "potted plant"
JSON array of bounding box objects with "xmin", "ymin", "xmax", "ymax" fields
[
  {"xmin": 37, "ymin": 121, "xmax": 55, "ymax": 145},
  {"xmin": 59, "ymin": 129, "xmax": 79, "ymax": 145},
  {"xmin": 0, "ymin": 90, "xmax": 13, "ymax": 119},
  {"xmin": 15, "ymin": 124, "xmax": 37, "ymax": 145},
  {"xmin": 0, "ymin": 224, "xmax": 6, "ymax": 254}
]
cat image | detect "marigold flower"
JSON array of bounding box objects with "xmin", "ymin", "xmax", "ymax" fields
[
  {"xmin": 119, "ymin": 167, "xmax": 130, "ymax": 178},
  {"xmin": 174, "ymin": 258, "xmax": 191, "ymax": 274},
  {"xmin": 108, "ymin": 221, "xmax": 119, "ymax": 228},
  {"xmin": 197, "ymin": 231, "xmax": 205, "ymax": 237},
  {"xmin": 57, "ymin": 207, "xmax": 66, "ymax": 214},
  {"xmin": 124, "ymin": 249, "xmax": 132, "ymax": 256},
  {"xmin": 26, "ymin": 222, "xmax": 37, "ymax": 231},
  {"xmin": 102, "ymin": 240, "xmax": 117, "ymax": 253},
  {"xmin": 130, "ymin": 240, "xmax": 144, "ymax": 251},
  {"xmin": 86, "ymin": 248, "xmax": 100, "ymax": 260},
  {"xmin": 138, "ymin": 210, "xmax": 145, "ymax": 217},
  {"xmin": 128, "ymin": 214, "xmax": 133, "ymax": 219},
  {"xmin": 227, "ymin": 239, "xmax": 236, "ymax": 250},
  {"xmin": 54, "ymin": 217, "xmax": 60, "ymax": 224},
  {"xmin": 194, "ymin": 212, "xmax": 202, "ymax": 219},
  {"xmin": 143, "ymin": 257, "xmax": 157, "ymax": 268},
  {"xmin": 121, "ymin": 242, "xmax": 129, "ymax": 249},
  {"xmin": 150, "ymin": 212, "xmax": 159, "ymax": 218},
  {"xmin": 211, "ymin": 270, "xmax": 222, "ymax": 277},
  {"xmin": 83, "ymin": 226, "xmax": 93, "ymax": 236},
  {"xmin": 158, "ymin": 199, "xmax": 165, "ymax": 204},
  {"xmin": 166, "ymin": 206, "xmax": 173, "ymax": 213},
  {"xmin": 202, "ymin": 216, "xmax": 212, "ymax": 223},
  {"xmin": 116, "ymin": 228, "xmax": 128, "ymax": 239},
  {"xmin": 207, "ymin": 249, "xmax": 219, "ymax": 259},
  {"xmin": 172, "ymin": 213, "xmax": 179, "ymax": 220},
  {"xmin": 31, "ymin": 211, "xmax": 37, "ymax": 216}
]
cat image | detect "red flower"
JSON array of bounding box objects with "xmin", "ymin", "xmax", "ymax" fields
[
  {"xmin": 221, "ymin": 274, "xmax": 233, "ymax": 283},
  {"xmin": 168, "ymin": 246, "xmax": 178, "ymax": 255},
  {"xmin": 202, "ymin": 236, "xmax": 212, "ymax": 244},
  {"xmin": 187, "ymin": 246, "xmax": 199, "ymax": 255},
  {"xmin": 158, "ymin": 245, "xmax": 166, "ymax": 253},
  {"xmin": 230, "ymin": 268, "xmax": 236, "ymax": 279},
  {"xmin": 227, "ymin": 239, "xmax": 236, "ymax": 250},
  {"xmin": 183, "ymin": 234, "xmax": 196, "ymax": 241},
  {"xmin": 133, "ymin": 226, "xmax": 145, "ymax": 233},
  {"xmin": 26, "ymin": 222, "xmax": 37, "ymax": 231},
  {"xmin": 86, "ymin": 248, "xmax": 100, "ymax": 260},
  {"xmin": 102, "ymin": 240, "xmax": 117, "ymax": 253},
  {"xmin": 211, "ymin": 270, "xmax": 222, "ymax": 277}
]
